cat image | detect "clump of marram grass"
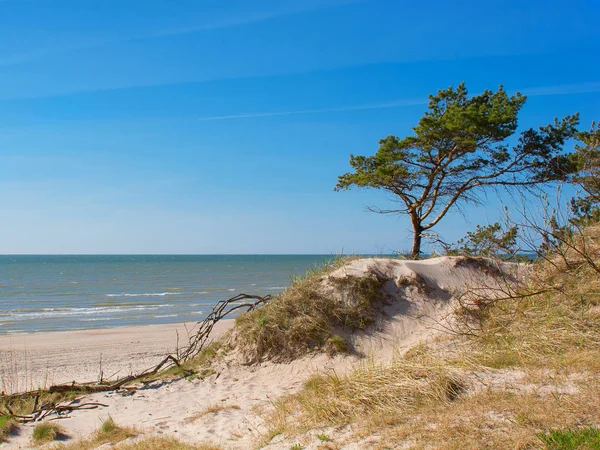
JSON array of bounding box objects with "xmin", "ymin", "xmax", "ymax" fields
[
  {"xmin": 54, "ymin": 417, "xmax": 136, "ymax": 449},
  {"xmin": 0, "ymin": 415, "xmax": 19, "ymax": 442},
  {"xmin": 32, "ymin": 421, "xmax": 68, "ymax": 444},
  {"xmin": 94, "ymin": 416, "xmax": 137, "ymax": 445},
  {"xmin": 233, "ymin": 258, "xmax": 386, "ymax": 362},
  {"xmin": 265, "ymin": 353, "xmax": 463, "ymax": 436}
]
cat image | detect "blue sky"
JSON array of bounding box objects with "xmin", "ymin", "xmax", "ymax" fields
[{"xmin": 0, "ymin": 0, "xmax": 599, "ymax": 254}]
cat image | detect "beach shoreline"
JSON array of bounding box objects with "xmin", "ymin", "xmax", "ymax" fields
[{"xmin": 0, "ymin": 320, "xmax": 234, "ymax": 393}]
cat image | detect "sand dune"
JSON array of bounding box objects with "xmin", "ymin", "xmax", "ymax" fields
[{"xmin": 1, "ymin": 257, "xmax": 522, "ymax": 449}]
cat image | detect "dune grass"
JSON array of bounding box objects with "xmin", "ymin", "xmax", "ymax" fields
[
  {"xmin": 0, "ymin": 415, "xmax": 18, "ymax": 443},
  {"xmin": 264, "ymin": 351, "xmax": 464, "ymax": 441},
  {"xmin": 461, "ymin": 226, "xmax": 600, "ymax": 371},
  {"xmin": 58, "ymin": 432, "xmax": 222, "ymax": 450},
  {"xmin": 234, "ymin": 257, "xmax": 386, "ymax": 362},
  {"xmin": 54, "ymin": 417, "xmax": 136, "ymax": 449},
  {"xmin": 1, "ymin": 389, "xmax": 80, "ymax": 423},
  {"xmin": 94, "ymin": 416, "xmax": 137, "ymax": 445},
  {"xmin": 116, "ymin": 437, "xmax": 223, "ymax": 450},
  {"xmin": 258, "ymin": 224, "xmax": 600, "ymax": 448},
  {"xmin": 32, "ymin": 421, "xmax": 68, "ymax": 444}
]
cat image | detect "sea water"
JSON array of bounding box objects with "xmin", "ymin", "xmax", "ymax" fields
[{"xmin": 0, "ymin": 255, "xmax": 331, "ymax": 334}]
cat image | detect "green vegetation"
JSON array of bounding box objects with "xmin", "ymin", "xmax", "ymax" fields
[
  {"xmin": 336, "ymin": 82, "xmax": 579, "ymax": 256},
  {"xmin": 54, "ymin": 417, "xmax": 136, "ymax": 450},
  {"xmin": 95, "ymin": 417, "xmax": 137, "ymax": 445},
  {"xmin": 538, "ymin": 426, "xmax": 600, "ymax": 449},
  {"xmin": 316, "ymin": 433, "xmax": 330, "ymax": 441},
  {"xmin": 0, "ymin": 415, "xmax": 18, "ymax": 442},
  {"xmin": 32, "ymin": 421, "xmax": 67, "ymax": 444},
  {"xmin": 0, "ymin": 390, "xmax": 79, "ymax": 426},
  {"xmin": 142, "ymin": 341, "xmax": 222, "ymax": 383},
  {"xmin": 234, "ymin": 258, "xmax": 386, "ymax": 362},
  {"xmin": 444, "ymin": 221, "xmax": 519, "ymax": 258}
]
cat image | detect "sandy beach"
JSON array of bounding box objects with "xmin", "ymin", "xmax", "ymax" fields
[{"xmin": 0, "ymin": 321, "xmax": 234, "ymax": 393}]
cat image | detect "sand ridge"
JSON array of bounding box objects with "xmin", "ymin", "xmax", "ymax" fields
[{"xmin": 0, "ymin": 257, "xmax": 524, "ymax": 449}]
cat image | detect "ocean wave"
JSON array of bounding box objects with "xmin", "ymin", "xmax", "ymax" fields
[
  {"xmin": 193, "ymin": 291, "xmax": 209, "ymax": 295},
  {"xmin": 266, "ymin": 286, "xmax": 286, "ymax": 290},
  {"xmin": 80, "ymin": 317, "xmax": 115, "ymax": 322},
  {"xmin": 0, "ymin": 304, "xmax": 174, "ymax": 321},
  {"xmin": 153, "ymin": 314, "xmax": 178, "ymax": 318},
  {"xmin": 106, "ymin": 292, "xmax": 182, "ymax": 297}
]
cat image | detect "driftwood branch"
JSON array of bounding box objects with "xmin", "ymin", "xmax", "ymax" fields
[{"xmin": 1, "ymin": 293, "xmax": 270, "ymax": 422}]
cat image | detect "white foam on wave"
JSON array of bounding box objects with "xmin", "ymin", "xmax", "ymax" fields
[
  {"xmin": 106, "ymin": 292, "xmax": 182, "ymax": 298},
  {"xmin": 1, "ymin": 304, "xmax": 175, "ymax": 321},
  {"xmin": 153, "ymin": 314, "xmax": 178, "ymax": 318}
]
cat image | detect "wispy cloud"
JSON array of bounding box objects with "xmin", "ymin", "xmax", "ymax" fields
[
  {"xmin": 0, "ymin": 0, "xmax": 361, "ymax": 67},
  {"xmin": 521, "ymin": 81, "xmax": 600, "ymax": 97},
  {"xmin": 196, "ymin": 99, "xmax": 428, "ymax": 121},
  {"xmin": 195, "ymin": 80, "xmax": 600, "ymax": 122}
]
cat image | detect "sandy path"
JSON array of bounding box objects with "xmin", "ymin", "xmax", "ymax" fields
[{"xmin": 0, "ymin": 321, "xmax": 234, "ymax": 392}]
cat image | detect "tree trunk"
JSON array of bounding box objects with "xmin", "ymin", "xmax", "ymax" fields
[{"xmin": 410, "ymin": 213, "xmax": 423, "ymax": 258}]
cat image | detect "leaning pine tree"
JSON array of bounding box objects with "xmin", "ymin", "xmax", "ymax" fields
[{"xmin": 335, "ymin": 82, "xmax": 579, "ymax": 257}]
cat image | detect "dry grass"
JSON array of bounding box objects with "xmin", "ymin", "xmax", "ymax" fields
[
  {"xmin": 377, "ymin": 375, "xmax": 600, "ymax": 449},
  {"xmin": 185, "ymin": 404, "xmax": 241, "ymax": 422},
  {"xmin": 58, "ymin": 434, "xmax": 222, "ymax": 450},
  {"xmin": 460, "ymin": 230, "xmax": 600, "ymax": 371},
  {"xmin": 234, "ymin": 257, "xmax": 386, "ymax": 362},
  {"xmin": 0, "ymin": 348, "xmax": 56, "ymax": 395},
  {"xmin": 265, "ymin": 352, "xmax": 463, "ymax": 439},
  {"xmin": 117, "ymin": 436, "xmax": 223, "ymax": 450}
]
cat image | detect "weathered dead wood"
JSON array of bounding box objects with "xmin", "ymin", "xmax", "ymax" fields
[{"xmin": 1, "ymin": 293, "xmax": 270, "ymax": 423}]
